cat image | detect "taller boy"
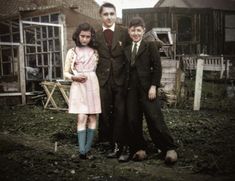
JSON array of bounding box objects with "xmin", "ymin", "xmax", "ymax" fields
[{"xmin": 96, "ymin": 3, "xmax": 130, "ymax": 160}]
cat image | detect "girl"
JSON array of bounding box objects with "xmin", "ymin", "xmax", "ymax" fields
[{"xmin": 64, "ymin": 23, "xmax": 101, "ymax": 160}]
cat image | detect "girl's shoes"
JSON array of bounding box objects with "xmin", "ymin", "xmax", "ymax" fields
[{"xmin": 79, "ymin": 152, "xmax": 95, "ymax": 160}]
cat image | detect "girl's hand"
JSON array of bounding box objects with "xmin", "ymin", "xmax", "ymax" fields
[
  {"xmin": 72, "ymin": 75, "xmax": 87, "ymax": 83},
  {"xmin": 148, "ymin": 85, "xmax": 157, "ymax": 100}
]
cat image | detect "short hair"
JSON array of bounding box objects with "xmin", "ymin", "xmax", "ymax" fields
[
  {"xmin": 129, "ymin": 17, "xmax": 145, "ymax": 28},
  {"xmin": 99, "ymin": 2, "xmax": 116, "ymax": 14},
  {"xmin": 72, "ymin": 23, "xmax": 96, "ymax": 48}
]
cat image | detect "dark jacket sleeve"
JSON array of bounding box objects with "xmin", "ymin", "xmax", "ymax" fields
[{"xmin": 149, "ymin": 41, "xmax": 162, "ymax": 88}]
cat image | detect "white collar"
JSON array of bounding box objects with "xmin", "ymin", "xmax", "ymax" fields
[
  {"xmin": 102, "ymin": 24, "xmax": 115, "ymax": 32},
  {"xmin": 132, "ymin": 40, "xmax": 142, "ymax": 47}
]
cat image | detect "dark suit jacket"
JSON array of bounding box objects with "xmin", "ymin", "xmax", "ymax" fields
[
  {"xmin": 124, "ymin": 40, "xmax": 162, "ymax": 91},
  {"xmin": 96, "ymin": 25, "xmax": 131, "ymax": 86}
]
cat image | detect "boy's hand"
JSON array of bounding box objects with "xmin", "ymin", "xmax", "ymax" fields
[
  {"xmin": 148, "ymin": 85, "xmax": 157, "ymax": 100},
  {"xmin": 72, "ymin": 75, "xmax": 87, "ymax": 83}
]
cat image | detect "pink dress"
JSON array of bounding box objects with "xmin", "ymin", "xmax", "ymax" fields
[{"xmin": 68, "ymin": 47, "xmax": 101, "ymax": 114}]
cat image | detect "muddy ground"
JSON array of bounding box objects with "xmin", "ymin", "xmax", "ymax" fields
[{"xmin": 0, "ymin": 105, "xmax": 235, "ymax": 181}]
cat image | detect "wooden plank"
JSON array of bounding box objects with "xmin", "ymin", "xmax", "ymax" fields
[
  {"xmin": 162, "ymin": 67, "xmax": 177, "ymax": 73},
  {"xmin": 193, "ymin": 58, "xmax": 204, "ymax": 111},
  {"xmin": 161, "ymin": 60, "xmax": 178, "ymax": 67},
  {"xmin": 19, "ymin": 20, "xmax": 26, "ymax": 105},
  {"xmin": 161, "ymin": 73, "xmax": 176, "ymax": 79},
  {"xmin": 42, "ymin": 83, "xmax": 58, "ymax": 109},
  {"xmin": 161, "ymin": 77, "xmax": 175, "ymax": 83},
  {"xmin": 19, "ymin": 44, "xmax": 26, "ymax": 105}
]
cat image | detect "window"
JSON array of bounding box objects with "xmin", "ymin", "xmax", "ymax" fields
[
  {"xmin": 177, "ymin": 16, "xmax": 193, "ymax": 42},
  {"xmin": 23, "ymin": 14, "xmax": 62, "ymax": 80},
  {"xmin": 225, "ymin": 15, "xmax": 235, "ymax": 42}
]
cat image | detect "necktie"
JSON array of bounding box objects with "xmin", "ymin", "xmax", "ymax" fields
[
  {"xmin": 131, "ymin": 43, "xmax": 137, "ymax": 65},
  {"xmin": 103, "ymin": 29, "xmax": 113, "ymax": 48}
]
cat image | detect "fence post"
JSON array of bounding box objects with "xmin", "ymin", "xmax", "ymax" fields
[{"xmin": 193, "ymin": 58, "xmax": 204, "ymax": 111}]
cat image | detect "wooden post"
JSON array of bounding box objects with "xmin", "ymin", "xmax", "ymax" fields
[
  {"xmin": 19, "ymin": 20, "xmax": 26, "ymax": 105},
  {"xmin": 59, "ymin": 14, "xmax": 66, "ymax": 80},
  {"xmin": 193, "ymin": 58, "xmax": 204, "ymax": 111}
]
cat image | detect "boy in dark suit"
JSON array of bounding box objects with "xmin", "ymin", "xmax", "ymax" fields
[
  {"xmin": 125, "ymin": 17, "xmax": 177, "ymax": 164},
  {"xmin": 96, "ymin": 3, "xmax": 131, "ymax": 162}
]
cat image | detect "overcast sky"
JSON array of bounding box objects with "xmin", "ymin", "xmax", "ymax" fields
[{"xmin": 95, "ymin": 0, "xmax": 158, "ymax": 18}]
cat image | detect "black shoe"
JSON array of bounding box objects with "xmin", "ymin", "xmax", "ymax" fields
[
  {"xmin": 79, "ymin": 154, "xmax": 86, "ymax": 160},
  {"xmin": 118, "ymin": 146, "xmax": 130, "ymax": 162},
  {"xmin": 107, "ymin": 143, "xmax": 121, "ymax": 158}
]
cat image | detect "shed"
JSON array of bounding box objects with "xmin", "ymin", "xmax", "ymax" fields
[{"xmin": 123, "ymin": 0, "xmax": 235, "ymax": 56}]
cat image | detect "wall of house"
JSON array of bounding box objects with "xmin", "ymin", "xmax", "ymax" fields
[{"xmin": 62, "ymin": 8, "xmax": 101, "ymax": 50}]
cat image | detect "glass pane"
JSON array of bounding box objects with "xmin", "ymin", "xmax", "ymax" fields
[
  {"xmin": 27, "ymin": 55, "xmax": 36, "ymax": 67},
  {"xmin": 12, "ymin": 24, "xmax": 19, "ymax": 33},
  {"xmin": 55, "ymin": 39, "xmax": 60, "ymax": 51},
  {"xmin": 51, "ymin": 14, "xmax": 59, "ymax": 22},
  {"xmin": 26, "ymin": 31, "xmax": 35, "ymax": 44},
  {"xmin": 42, "ymin": 27, "xmax": 47, "ymax": 38},
  {"xmin": 43, "ymin": 41, "xmax": 47, "ymax": 52},
  {"xmin": 13, "ymin": 33, "xmax": 20, "ymax": 42},
  {"xmin": 177, "ymin": 16, "xmax": 192, "ymax": 42},
  {"xmin": 48, "ymin": 40, "xmax": 53, "ymax": 51},
  {"xmin": 36, "ymin": 27, "xmax": 41, "ymax": 39},
  {"xmin": 2, "ymin": 48, "xmax": 12, "ymax": 62},
  {"xmin": 54, "ymin": 27, "xmax": 59, "ymax": 37},
  {"xmin": 26, "ymin": 46, "xmax": 36, "ymax": 53},
  {"xmin": 32, "ymin": 17, "xmax": 40, "ymax": 22},
  {"xmin": 37, "ymin": 54, "xmax": 42, "ymax": 65},
  {"xmin": 37, "ymin": 41, "xmax": 41, "ymax": 52},
  {"xmin": 41, "ymin": 15, "xmax": 49, "ymax": 22},
  {"xmin": 3, "ymin": 63, "xmax": 11, "ymax": 75},
  {"xmin": 54, "ymin": 52, "xmax": 61, "ymax": 65},
  {"xmin": 43, "ymin": 54, "xmax": 48, "ymax": 65},
  {"xmin": 56, "ymin": 67, "xmax": 62, "ymax": 78},
  {"xmin": 48, "ymin": 26, "xmax": 53, "ymax": 37},
  {"xmin": 13, "ymin": 47, "xmax": 18, "ymax": 57},
  {"xmin": 0, "ymin": 23, "xmax": 9, "ymax": 34},
  {"xmin": 1, "ymin": 35, "xmax": 10, "ymax": 42}
]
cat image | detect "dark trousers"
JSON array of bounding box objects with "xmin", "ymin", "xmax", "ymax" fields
[
  {"xmin": 127, "ymin": 68, "xmax": 176, "ymax": 153},
  {"xmin": 98, "ymin": 76, "xmax": 127, "ymax": 145}
]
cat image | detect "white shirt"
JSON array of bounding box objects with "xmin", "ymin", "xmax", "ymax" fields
[
  {"xmin": 102, "ymin": 24, "xmax": 115, "ymax": 32},
  {"xmin": 132, "ymin": 40, "xmax": 142, "ymax": 53}
]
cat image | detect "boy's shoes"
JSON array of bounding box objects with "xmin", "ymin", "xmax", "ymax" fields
[
  {"xmin": 79, "ymin": 154, "xmax": 87, "ymax": 160},
  {"xmin": 165, "ymin": 150, "xmax": 177, "ymax": 164},
  {"xmin": 132, "ymin": 150, "xmax": 147, "ymax": 161},
  {"xmin": 86, "ymin": 151, "xmax": 95, "ymax": 160},
  {"xmin": 118, "ymin": 146, "xmax": 130, "ymax": 162},
  {"xmin": 107, "ymin": 143, "xmax": 120, "ymax": 158}
]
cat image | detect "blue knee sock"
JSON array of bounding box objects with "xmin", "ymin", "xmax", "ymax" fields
[
  {"xmin": 85, "ymin": 128, "xmax": 95, "ymax": 153},
  {"xmin": 78, "ymin": 130, "xmax": 86, "ymax": 155}
]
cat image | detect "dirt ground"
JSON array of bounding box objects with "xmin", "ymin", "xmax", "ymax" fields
[{"xmin": 0, "ymin": 105, "xmax": 235, "ymax": 181}]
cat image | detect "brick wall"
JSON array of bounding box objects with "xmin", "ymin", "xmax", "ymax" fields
[{"xmin": 31, "ymin": 0, "xmax": 100, "ymax": 20}]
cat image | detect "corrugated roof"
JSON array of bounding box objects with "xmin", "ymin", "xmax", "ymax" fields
[{"xmin": 155, "ymin": 0, "xmax": 235, "ymax": 10}]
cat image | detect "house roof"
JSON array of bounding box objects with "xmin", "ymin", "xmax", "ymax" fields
[
  {"xmin": 0, "ymin": 0, "xmax": 100, "ymax": 20},
  {"xmin": 154, "ymin": 0, "xmax": 235, "ymax": 11},
  {"xmin": 0, "ymin": 0, "xmax": 37, "ymax": 20}
]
